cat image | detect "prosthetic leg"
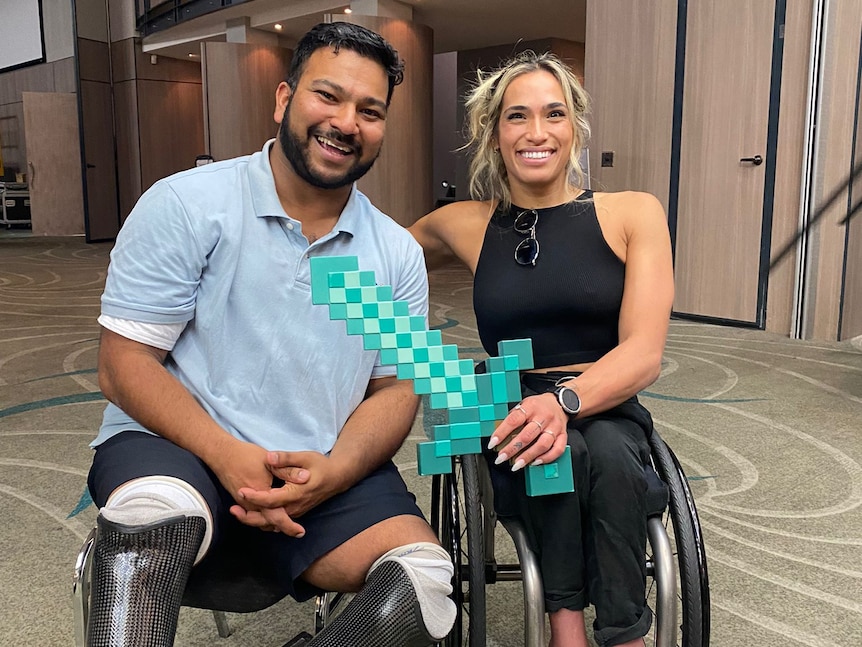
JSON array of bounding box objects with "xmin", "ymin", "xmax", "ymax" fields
[
  {"xmin": 302, "ymin": 542, "xmax": 455, "ymax": 647},
  {"xmin": 86, "ymin": 513, "xmax": 205, "ymax": 647},
  {"xmin": 307, "ymin": 560, "xmax": 435, "ymax": 647}
]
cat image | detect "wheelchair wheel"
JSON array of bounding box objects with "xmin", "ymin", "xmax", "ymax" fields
[
  {"xmin": 432, "ymin": 454, "xmax": 487, "ymax": 646},
  {"xmin": 646, "ymin": 433, "xmax": 711, "ymax": 647}
]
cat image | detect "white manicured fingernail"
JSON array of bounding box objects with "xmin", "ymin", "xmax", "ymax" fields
[
  {"xmin": 511, "ymin": 459, "xmax": 526, "ymax": 472},
  {"xmin": 494, "ymin": 452, "xmax": 508, "ymax": 465},
  {"xmin": 487, "ymin": 436, "xmax": 500, "ymax": 450},
  {"xmin": 532, "ymin": 459, "xmax": 543, "ymax": 466}
]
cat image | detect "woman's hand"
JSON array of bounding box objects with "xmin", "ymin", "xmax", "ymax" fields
[{"xmin": 487, "ymin": 393, "xmax": 570, "ymax": 470}]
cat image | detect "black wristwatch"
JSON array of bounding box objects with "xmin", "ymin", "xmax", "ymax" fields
[{"xmin": 554, "ymin": 385, "xmax": 581, "ymax": 416}]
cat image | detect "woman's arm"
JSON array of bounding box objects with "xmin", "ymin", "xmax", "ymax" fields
[
  {"xmin": 409, "ymin": 201, "xmax": 490, "ymax": 272},
  {"xmin": 570, "ymin": 191, "xmax": 674, "ymax": 413}
]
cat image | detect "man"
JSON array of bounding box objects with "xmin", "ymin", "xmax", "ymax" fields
[{"xmin": 86, "ymin": 22, "xmax": 455, "ymax": 647}]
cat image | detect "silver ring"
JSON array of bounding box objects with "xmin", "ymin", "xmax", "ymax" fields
[
  {"xmin": 540, "ymin": 429, "xmax": 555, "ymax": 440},
  {"xmin": 513, "ymin": 403, "xmax": 529, "ymax": 419},
  {"xmin": 530, "ymin": 419, "xmax": 545, "ymax": 432}
]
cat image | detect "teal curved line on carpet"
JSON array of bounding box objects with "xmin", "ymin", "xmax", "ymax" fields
[
  {"xmin": 430, "ymin": 318, "xmax": 459, "ymax": 330},
  {"xmin": 0, "ymin": 392, "xmax": 106, "ymax": 418},
  {"xmin": 23, "ymin": 368, "xmax": 97, "ymax": 383},
  {"xmin": 69, "ymin": 489, "xmax": 94, "ymax": 518},
  {"xmin": 641, "ymin": 391, "xmax": 763, "ymax": 404}
]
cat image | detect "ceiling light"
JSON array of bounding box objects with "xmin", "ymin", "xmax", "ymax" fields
[
  {"xmin": 344, "ymin": 8, "xmax": 352, "ymax": 13},
  {"xmin": 274, "ymin": 23, "xmax": 283, "ymax": 30}
]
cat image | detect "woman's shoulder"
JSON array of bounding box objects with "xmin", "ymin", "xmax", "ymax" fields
[
  {"xmin": 591, "ymin": 191, "xmax": 670, "ymax": 248},
  {"xmin": 409, "ymin": 199, "xmax": 494, "ymax": 271},
  {"xmin": 430, "ymin": 199, "xmax": 494, "ymax": 220},
  {"xmin": 591, "ymin": 190, "xmax": 663, "ymax": 213},
  {"xmin": 414, "ymin": 199, "xmax": 494, "ymax": 233}
]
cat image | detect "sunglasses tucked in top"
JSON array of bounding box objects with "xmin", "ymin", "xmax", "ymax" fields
[{"xmin": 514, "ymin": 208, "xmax": 540, "ymax": 266}]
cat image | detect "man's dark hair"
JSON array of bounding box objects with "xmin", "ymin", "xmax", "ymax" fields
[{"xmin": 286, "ymin": 22, "xmax": 404, "ymax": 105}]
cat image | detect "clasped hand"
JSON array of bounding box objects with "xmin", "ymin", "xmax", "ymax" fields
[
  {"xmin": 487, "ymin": 392, "xmax": 569, "ymax": 470},
  {"xmin": 228, "ymin": 449, "xmax": 339, "ymax": 538}
]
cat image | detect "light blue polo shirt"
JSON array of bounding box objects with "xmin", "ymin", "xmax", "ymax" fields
[{"xmin": 94, "ymin": 140, "xmax": 428, "ymax": 454}]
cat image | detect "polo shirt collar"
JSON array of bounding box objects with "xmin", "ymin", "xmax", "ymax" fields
[{"xmin": 249, "ymin": 139, "xmax": 360, "ymax": 238}]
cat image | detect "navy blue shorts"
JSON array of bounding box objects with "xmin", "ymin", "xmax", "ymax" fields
[{"xmin": 88, "ymin": 431, "xmax": 425, "ymax": 602}]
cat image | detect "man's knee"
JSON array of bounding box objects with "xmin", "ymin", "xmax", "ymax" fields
[
  {"xmin": 304, "ymin": 514, "xmax": 438, "ymax": 591},
  {"xmin": 101, "ymin": 475, "xmax": 214, "ymax": 564}
]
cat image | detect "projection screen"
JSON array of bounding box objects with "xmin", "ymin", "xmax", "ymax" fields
[{"xmin": 0, "ymin": 0, "xmax": 45, "ymax": 73}]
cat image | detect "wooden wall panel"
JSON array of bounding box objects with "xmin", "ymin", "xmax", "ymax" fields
[
  {"xmin": 52, "ymin": 57, "xmax": 78, "ymax": 93},
  {"xmin": 339, "ymin": 16, "xmax": 434, "ymax": 225},
  {"xmin": 80, "ymin": 79, "xmax": 120, "ymax": 240},
  {"xmin": 75, "ymin": 0, "xmax": 109, "ymax": 42},
  {"xmin": 585, "ymin": 0, "xmax": 677, "ymax": 209},
  {"xmin": 551, "ymin": 39, "xmax": 586, "ymax": 82},
  {"xmin": 432, "ymin": 52, "xmax": 458, "ymax": 203},
  {"xmin": 805, "ymin": 0, "xmax": 862, "ymax": 339},
  {"xmin": 137, "ymin": 79, "xmax": 205, "ymax": 190},
  {"xmin": 43, "ymin": 0, "xmax": 75, "ymax": 62},
  {"xmin": 0, "ymin": 103, "xmax": 25, "ymax": 180},
  {"xmin": 110, "ymin": 38, "xmax": 137, "ymax": 84},
  {"xmin": 838, "ymin": 37, "xmax": 862, "ymax": 339},
  {"xmin": 136, "ymin": 46, "xmax": 202, "ymax": 84},
  {"xmin": 77, "ymin": 39, "xmax": 110, "ymax": 83},
  {"xmin": 766, "ymin": 0, "xmax": 814, "ymax": 335},
  {"xmin": 113, "ymin": 80, "xmax": 141, "ymax": 224},
  {"xmin": 202, "ymin": 41, "xmax": 291, "ymax": 161},
  {"xmin": 842, "ymin": 144, "xmax": 862, "ymax": 340},
  {"xmin": 9, "ymin": 64, "xmax": 58, "ymax": 102}
]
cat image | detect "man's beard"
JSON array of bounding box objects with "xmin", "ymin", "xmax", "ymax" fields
[{"xmin": 278, "ymin": 99, "xmax": 380, "ymax": 190}]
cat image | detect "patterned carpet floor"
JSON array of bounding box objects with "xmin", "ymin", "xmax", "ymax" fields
[{"xmin": 0, "ymin": 236, "xmax": 860, "ymax": 646}]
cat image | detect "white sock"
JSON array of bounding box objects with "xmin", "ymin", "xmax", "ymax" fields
[
  {"xmin": 368, "ymin": 542, "xmax": 456, "ymax": 640},
  {"xmin": 102, "ymin": 475, "xmax": 213, "ymax": 565}
]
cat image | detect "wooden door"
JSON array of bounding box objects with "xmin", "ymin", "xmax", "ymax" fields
[
  {"xmin": 80, "ymin": 80, "xmax": 120, "ymax": 241},
  {"xmin": 22, "ymin": 92, "xmax": 85, "ymax": 236},
  {"xmin": 672, "ymin": 0, "xmax": 778, "ymax": 324}
]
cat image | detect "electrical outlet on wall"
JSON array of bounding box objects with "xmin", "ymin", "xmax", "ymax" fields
[{"xmin": 601, "ymin": 151, "xmax": 614, "ymax": 167}]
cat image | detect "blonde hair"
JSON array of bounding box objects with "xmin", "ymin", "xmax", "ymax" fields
[{"xmin": 464, "ymin": 51, "xmax": 591, "ymax": 210}]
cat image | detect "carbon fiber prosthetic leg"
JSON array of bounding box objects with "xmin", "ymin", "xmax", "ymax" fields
[
  {"xmin": 86, "ymin": 514, "xmax": 205, "ymax": 647},
  {"xmin": 308, "ymin": 560, "xmax": 436, "ymax": 647}
]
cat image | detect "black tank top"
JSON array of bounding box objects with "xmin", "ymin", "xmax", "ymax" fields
[{"xmin": 473, "ymin": 192, "xmax": 625, "ymax": 368}]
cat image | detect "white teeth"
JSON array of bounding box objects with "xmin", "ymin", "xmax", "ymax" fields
[
  {"xmin": 521, "ymin": 151, "xmax": 551, "ymax": 159},
  {"xmin": 317, "ymin": 136, "xmax": 351, "ymax": 153}
]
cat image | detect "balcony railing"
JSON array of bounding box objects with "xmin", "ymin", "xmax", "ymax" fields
[{"xmin": 137, "ymin": 0, "xmax": 251, "ymax": 36}]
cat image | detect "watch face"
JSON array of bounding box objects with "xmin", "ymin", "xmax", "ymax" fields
[{"xmin": 557, "ymin": 386, "xmax": 580, "ymax": 414}]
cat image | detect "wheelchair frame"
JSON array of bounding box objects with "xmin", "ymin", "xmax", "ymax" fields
[{"xmin": 431, "ymin": 431, "xmax": 710, "ymax": 647}]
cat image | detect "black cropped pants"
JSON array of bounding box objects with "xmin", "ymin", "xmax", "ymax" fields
[{"xmin": 484, "ymin": 372, "xmax": 654, "ymax": 647}]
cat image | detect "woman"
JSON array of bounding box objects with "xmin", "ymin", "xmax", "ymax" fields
[{"xmin": 409, "ymin": 51, "xmax": 674, "ymax": 647}]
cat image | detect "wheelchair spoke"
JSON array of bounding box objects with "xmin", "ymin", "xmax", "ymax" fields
[{"xmin": 437, "ymin": 455, "xmax": 487, "ymax": 646}]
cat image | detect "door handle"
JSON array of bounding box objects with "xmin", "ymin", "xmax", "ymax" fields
[
  {"xmin": 740, "ymin": 155, "xmax": 763, "ymax": 166},
  {"xmin": 28, "ymin": 161, "xmax": 35, "ymax": 187},
  {"xmin": 86, "ymin": 163, "xmax": 96, "ymax": 169}
]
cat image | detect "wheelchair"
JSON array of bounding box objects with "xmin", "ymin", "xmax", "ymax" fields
[{"xmin": 431, "ymin": 429, "xmax": 710, "ymax": 647}]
